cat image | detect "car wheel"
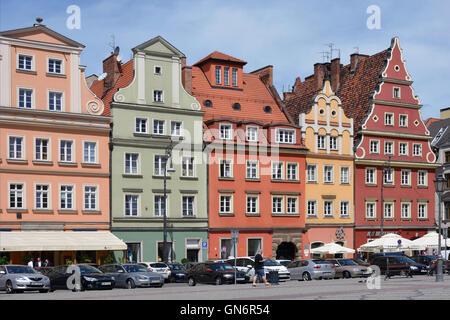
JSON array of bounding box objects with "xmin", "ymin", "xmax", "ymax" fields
[
  {"xmin": 302, "ymin": 272, "xmax": 311, "ymax": 281},
  {"xmin": 188, "ymin": 277, "xmax": 196, "ymax": 287},
  {"xmin": 126, "ymin": 279, "xmax": 136, "ymax": 289},
  {"xmin": 343, "ymin": 271, "xmax": 351, "ymax": 279},
  {"xmin": 5, "ymin": 281, "xmax": 14, "ymax": 294},
  {"xmin": 215, "ymin": 277, "xmax": 222, "ymax": 285}
]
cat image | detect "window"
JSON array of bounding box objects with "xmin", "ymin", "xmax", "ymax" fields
[
  {"xmin": 399, "ymin": 142, "xmax": 408, "ymax": 156},
  {"xmin": 324, "ymin": 201, "xmax": 333, "ymax": 217},
  {"xmin": 35, "ymin": 138, "xmax": 49, "ymax": 161},
  {"xmin": 413, "ymin": 144, "xmax": 422, "ymax": 157},
  {"xmin": 366, "ymin": 202, "xmax": 376, "ymax": 219},
  {"xmin": 247, "ymin": 196, "xmax": 258, "ymax": 214},
  {"xmin": 246, "ymin": 161, "xmax": 258, "ymax": 179},
  {"xmin": 340, "ymin": 201, "xmax": 350, "ymax": 217},
  {"xmin": 317, "ymin": 135, "xmax": 326, "ymax": 149},
  {"xmin": 182, "ymin": 157, "xmax": 195, "ymax": 177},
  {"xmin": 385, "ymin": 113, "xmax": 393, "ymax": 126},
  {"xmin": 307, "ymin": 200, "xmax": 317, "ymax": 216},
  {"xmin": 83, "ymin": 142, "xmax": 97, "ymax": 164},
  {"xmin": 401, "ymin": 170, "xmax": 410, "ymax": 186},
  {"xmin": 135, "ymin": 118, "xmax": 148, "ymax": 134},
  {"xmin": 35, "ymin": 185, "xmax": 49, "ymax": 209},
  {"xmin": 329, "ymin": 136, "xmax": 338, "ymax": 150},
  {"xmin": 60, "ymin": 185, "xmax": 74, "ymax": 210},
  {"xmin": 153, "ymin": 90, "xmax": 163, "ymax": 102},
  {"xmin": 154, "ymin": 195, "xmax": 166, "ymax": 217},
  {"xmin": 154, "ymin": 66, "xmax": 162, "ymax": 75},
  {"xmin": 9, "ymin": 184, "xmax": 24, "ymax": 209},
  {"xmin": 125, "ymin": 153, "xmax": 139, "ymax": 174},
  {"xmin": 171, "ymin": 121, "xmax": 182, "ymax": 136},
  {"xmin": 287, "ymin": 197, "xmax": 298, "ymax": 214},
  {"xmin": 384, "ymin": 203, "xmax": 393, "ymax": 219},
  {"xmin": 323, "ymin": 165, "xmax": 334, "ymax": 183},
  {"xmin": 182, "ymin": 196, "xmax": 195, "ymax": 217},
  {"xmin": 9, "ymin": 136, "xmax": 24, "ymax": 159},
  {"xmin": 383, "ymin": 168, "xmax": 394, "ymax": 184},
  {"xmin": 215, "ymin": 66, "xmax": 221, "ymax": 84},
  {"xmin": 272, "ymin": 197, "xmax": 283, "ymax": 214},
  {"xmin": 399, "ymin": 114, "xmax": 408, "ymax": 127},
  {"xmin": 84, "ymin": 186, "xmax": 97, "ymax": 210},
  {"xmin": 393, "ymin": 87, "xmax": 401, "ymax": 99},
  {"xmin": 418, "ymin": 171, "xmax": 427, "ymax": 186},
  {"xmin": 384, "ymin": 141, "xmax": 393, "ymax": 155},
  {"xmin": 232, "ymin": 68, "xmax": 238, "ymax": 86},
  {"xmin": 418, "ymin": 203, "xmax": 427, "ymax": 219},
  {"xmin": 18, "ymin": 89, "xmax": 33, "ymax": 108},
  {"xmin": 401, "ymin": 203, "xmax": 411, "ymax": 219},
  {"xmin": 272, "ymin": 162, "xmax": 283, "ymax": 180},
  {"xmin": 48, "ymin": 92, "xmax": 62, "ymax": 111},
  {"xmin": 247, "ymin": 239, "xmax": 262, "ymax": 257},
  {"xmin": 220, "ymin": 159, "xmax": 232, "ymax": 178},
  {"xmin": 224, "ymin": 67, "xmax": 229, "ymax": 85},
  {"xmin": 276, "ymin": 129, "xmax": 295, "ymax": 144},
  {"xmin": 220, "ymin": 195, "xmax": 232, "ymax": 214},
  {"xmin": 370, "ymin": 140, "xmax": 379, "ymax": 154},
  {"xmin": 153, "ymin": 120, "xmax": 165, "ymax": 135},
  {"xmin": 307, "ymin": 165, "xmax": 317, "ymax": 182},
  {"xmin": 340, "ymin": 167, "xmax": 350, "ymax": 184},
  {"xmin": 60, "ymin": 140, "xmax": 73, "ymax": 162},
  {"xmin": 246, "ymin": 126, "xmax": 258, "ymax": 142},
  {"xmin": 366, "ymin": 168, "xmax": 376, "ymax": 184},
  {"xmin": 18, "ymin": 54, "xmax": 33, "ymax": 71},
  {"xmin": 48, "ymin": 59, "xmax": 62, "ymax": 74},
  {"xmin": 287, "ymin": 163, "xmax": 298, "ymax": 181},
  {"xmin": 154, "ymin": 155, "xmax": 167, "ymax": 176},
  {"xmin": 219, "ymin": 124, "xmax": 232, "ymax": 140},
  {"xmin": 125, "ymin": 195, "xmax": 139, "ymax": 216}
]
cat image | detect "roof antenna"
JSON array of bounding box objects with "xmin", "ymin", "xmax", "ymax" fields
[
  {"xmin": 353, "ymin": 46, "xmax": 360, "ymax": 54},
  {"xmin": 108, "ymin": 35, "xmax": 116, "ymax": 55}
]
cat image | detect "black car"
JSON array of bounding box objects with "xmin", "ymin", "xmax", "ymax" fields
[
  {"xmin": 370, "ymin": 252, "xmax": 427, "ymax": 275},
  {"xmin": 167, "ymin": 263, "xmax": 187, "ymax": 283},
  {"xmin": 370, "ymin": 256, "xmax": 413, "ymax": 278},
  {"xmin": 47, "ymin": 264, "xmax": 115, "ymax": 291},
  {"xmin": 187, "ymin": 262, "xmax": 249, "ymax": 286}
]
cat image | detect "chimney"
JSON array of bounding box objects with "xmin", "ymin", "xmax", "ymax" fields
[
  {"xmin": 182, "ymin": 65, "xmax": 193, "ymax": 95},
  {"xmin": 440, "ymin": 107, "xmax": 450, "ymax": 119},
  {"xmin": 350, "ymin": 53, "xmax": 369, "ymax": 73},
  {"xmin": 102, "ymin": 54, "xmax": 121, "ymax": 92},
  {"xmin": 330, "ymin": 58, "xmax": 341, "ymax": 92},
  {"xmin": 250, "ymin": 65, "xmax": 273, "ymax": 87},
  {"xmin": 314, "ymin": 63, "xmax": 327, "ymax": 90}
]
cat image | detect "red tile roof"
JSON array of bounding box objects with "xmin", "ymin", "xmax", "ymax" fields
[{"xmin": 193, "ymin": 51, "xmax": 247, "ymax": 66}]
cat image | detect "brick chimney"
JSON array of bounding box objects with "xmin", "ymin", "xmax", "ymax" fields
[
  {"xmin": 250, "ymin": 65, "xmax": 273, "ymax": 87},
  {"xmin": 350, "ymin": 53, "xmax": 369, "ymax": 73},
  {"xmin": 313, "ymin": 63, "xmax": 327, "ymax": 90},
  {"xmin": 182, "ymin": 65, "xmax": 193, "ymax": 95},
  {"xmin": 330, "ymin": 58, "xmax": 341, "ymax": 92},
  {"xmin": 102, "ymin": 54, "xmax": 121, "ymax": 92}
]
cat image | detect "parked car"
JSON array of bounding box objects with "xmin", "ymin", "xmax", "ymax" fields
[
  {"xmin": 370, "ymin": 253, "xmax": 428, "ymax": 275},
  {"xmin": 287, "ymin": 259, "xmax": 336, "ymax": 281},
  {"xmin": 46, "ymin": 264, "xmax": 115, "ymax": 291},
  {"xmin": 276, "ymin": 260, "xmax": 293, "ymax": 268},
  {"xmin": 35, "ymin": 267, "xmax": 54, "ymax": 276},
  {"xmin": 139, "ymin": 262, "xmax": 171, "ymax": 281},
  {"xmin": 225, "ymin": 257, "xmax": 291, "ymax": 282},
  {"xmin": 324, "ymin": 259, "xmax": 371, "ymax": 278},
  {"xmin": 428, "ymin": 259, "xmax": 450, "ymax": 275},
  {"xmin": 167, "ymin": 263, "xmax": 187, "ymax": 282},
  {"xmin": 98, "ymin": 263, "xmax": 163, "ymax": 288},
  {"xmin": 186, "ymin": 262, "xmax": 249, "ymax": 286},
  {"xmin": 352, "ymin": 258, "xmax": 370, "ymax": 267},
  {"xmin": 0, "ymin": 265, "xmax": 51, "ymax": 294},
  {"xmin": 410, "ymin": 255, "xmax": 450, "ymax": 274},
  {"xmin": 370, "ymin": 256, "xmax": 413, "ymax": 278},
  {"xmin": 182, "ymin": 262, "xmax": 198, "ymax": 272}
]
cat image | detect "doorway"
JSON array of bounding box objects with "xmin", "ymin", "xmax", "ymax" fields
[{"xmin": 276, "ymin": 242, "xmax": 297, "ymax": 260}]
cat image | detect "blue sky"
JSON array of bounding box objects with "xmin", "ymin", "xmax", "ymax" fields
[{"xmin": 1, "ymin": 0, "xmax": 449, "ymax": 120}]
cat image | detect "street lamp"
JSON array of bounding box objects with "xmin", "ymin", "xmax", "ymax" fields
[
  {"xmin": 434, "ymin": 176, "xmax": 446, "ymax": 282},
  {"xmin": 163, "ymin": 140, "xmax": 175, "ymax": 263}
]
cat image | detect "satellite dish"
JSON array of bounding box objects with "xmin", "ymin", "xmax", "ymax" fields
[
  {"xmin": 98, "ymin": 72, "xmax": 108, "ymax": 81},
  {"xmin": 117, "ymin": 54, "xmax": 122, "ymax": 62},
  {"xmin": 114, "ymin": 46, "xmax": 120, "ymax": 55}
]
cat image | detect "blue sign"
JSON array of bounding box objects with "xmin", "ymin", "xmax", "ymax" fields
[{"xmin": 202, "ymin": 242, "xmax": 208, "ymax": 248}]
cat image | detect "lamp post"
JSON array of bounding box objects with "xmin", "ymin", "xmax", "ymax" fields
[
  {"xmin": 163, "ymin": 141, "xmax": 175, "ymax": 263},
  {"xmin": 434, "ymin": 176, "xmax": 446, "ymax": 282}
]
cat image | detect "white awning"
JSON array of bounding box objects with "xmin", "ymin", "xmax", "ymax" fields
[{"xmin": 0, "ymin": 231, "xmax": 127, "ymax": 252}]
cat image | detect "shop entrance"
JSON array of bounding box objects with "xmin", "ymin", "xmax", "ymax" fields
[{"xmin": 276, "ymin": 242, "xmax": 297, "ymax": 260}]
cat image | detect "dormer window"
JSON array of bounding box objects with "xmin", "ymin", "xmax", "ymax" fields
[
  {"xmin": 232, "ymin": 103, "xmax": 241, "ymax": 111},
  {"xmin": 215, "ymin": 66, "xmax": 221, "ymax": 85},
  {"xmin": 263, "ymin": 106, "xmax": 272, "ymax": 114},
  {"xmin": 276, "ymin": 128, "xmax": 295, "ymax": 144},
  {"xmin": 219, "ymin": 124, "xmax": 233, "ymax": 140},
  {"xmin": 246, "ymin": 126, "xmax": 258, "ymax": 142},
  {"xmin": 224, "ymin": 67, "xmax": 230, "ymax": 85},
  {"xmin": 232, "ymin": 68, "xmax": 238, "ymax": 86},
  {"xmin": 203, "ymin": 100, "xmax": 213, "ymax": 108}
]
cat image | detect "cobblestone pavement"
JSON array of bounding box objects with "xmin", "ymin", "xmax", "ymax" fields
[{"xmin": 1, "ymin": 275, "xmax": 449, "ymax": 300}]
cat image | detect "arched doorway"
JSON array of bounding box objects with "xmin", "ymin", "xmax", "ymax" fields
[{"xmin": 276, "ymin": 242, "xmax": 297, "ymax": 260}]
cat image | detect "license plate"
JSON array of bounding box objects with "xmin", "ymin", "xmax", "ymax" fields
[
  {"xmin": 101, "ymin": 282, "xmax": 111, "ymax": 286},
  {"xmin": 29, "ymin": 283, "xmax": 43, "ymax": 286},
  {"xmin": 421, "ymin": 270, "xmax": 427, "ymax": 272},
  {"xmin": 150, "ymin": 280, "xmax": 159, "ymax": 283}
]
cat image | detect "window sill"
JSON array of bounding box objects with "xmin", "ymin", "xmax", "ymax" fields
[
  {"xmin": 180, "ymin": 177, "xmax": 198, "ymax": 181},
  {"xmin": 81, "ymin": 163, "xmax": 101, "ymax": 168},
  {"xmin": 417, "ymin": 218, "xmax": 429, "ymax": 221},
  {"xmin": 272, "ymin": 213, "xmax": 300, "ymax": 217},
  {"xmin": 245, "ymin": 178, "xmax": 261, "ymax": 182},
  {"xmin": 323, "ymin": 215, "xmax": 335, "ymax": 219},
  {"xmin": 306, "ymin": 215, "xmax": 318, "ymax": 219},
  {"xmin": 383, "ymin": 218, "xmax": 395, "ymax": 221},
  {"xmin": 6, "ymin": 209, "xmax": 28, "ymax": 213},
  {"xmin": 32, "ymin": 209, "xmax": 54, "ymax": 214},
  {"xmin": 365, "ymin": 184, "xmax": 378, "ymax": 187},
  {"xmin": 122, "ymin": 174, "xmax": 143, "ymax": 178},
  {"xmin": 340, "ymin": 215, "xmax": 351, "ymax": 219},
  {"xmin": 58, "ymin": 210, "xmax": 78, "ymax": 214},
  {"xmin": 16, "ymin": 69, "xmax": 37, "ymax": 75},
  {"xmin": 306, "ymin": 181, "xmax": 318, "ymax": 184},
  {"xmin": 271, "ymin": 179, "xmax": 300, "ymax": 184},
  {"xmin": 219, "ymin": 213, "xmax": 235, "ymax": 217},
  {"xmin": 6, "ymin": 159, "xmax": 28, "ymax": 164},
  {"xmin": 417, "ymin": 186, "xmax": 428, "ymax": 189},
  {"xmin": 32, "ymin": 160, "xmax": 53, "ymax": 166},
  {"xmin": 218, "ymin": 177, "xmax": 234, "ymax": 181},
  {"xmin": 365, "ymin": 218, "xmax": 377, "ymax": 221},
  {"xmin": 181, "ymin": 215, "xmax": 197, "ymax": 219},
  {"xmin": 401, "ymin": 218, "xmax": 413, "ymax": 221},
  {"xmin": 82, "ymin": 210, "xmax": 101, "ymax": 215},
  {"xmin": 383, "ymin": 184, "xmax": 395, "ymax": 188},
  {"xmin": 58, "ymin": 162, "xmax": 77, "ymax": 167},
  {"xmin": 246, "ymin": 213, "xmax": 260, "ymax": 217},
  {"xmin": 400, "ymin": 185, "xmax": 412, "ymax": 188},
  {"xmin": 46, "ymin": 72, "xmax": 66, "ymax": 78},
  {"xmin": 152, "ymin": 175, "xmax": 171, "ymax": 179}
]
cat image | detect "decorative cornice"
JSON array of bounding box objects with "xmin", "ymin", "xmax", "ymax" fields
[
  {"xmin": 0, "ymin": 168, "xmax": 109, "ymax": 177},
  {"xmin": 355, "ymin": 159, "xmax": 440, "ymax": 168},
  {"xmin": 370, "ymin": 99, "xmax": 422, "ymax": 109},
  {"xmin": 379, "ymin": 77, "xmax": 413, "ymax": 86},
  {"xmin": 112, "ymin": 102, "xmax": 205, "ymax": 116},
  {"xmin": 358, "ymin": 130, "xmax": 432, "ymax": 140}
]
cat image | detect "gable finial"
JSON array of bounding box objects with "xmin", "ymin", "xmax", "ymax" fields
[{"xmin": 35, "ymin": 17, "xmax": 43, "ymax": 25}]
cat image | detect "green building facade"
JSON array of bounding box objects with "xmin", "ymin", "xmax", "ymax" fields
[{"xmin": 111, "ymin": 36, "xmax": 207, "ymax": 263}]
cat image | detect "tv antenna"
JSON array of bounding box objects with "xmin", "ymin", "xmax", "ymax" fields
[
  {"xmin": 326, "ymin": 43, "xmax": 341, "ymax": 60},
  {"xmin": 353, "ymin": 46, "xmax": 360, "ymax": 54},
  {"xmin": 108, "ymin": 35, "xmax": 117, "ymax": 54}
]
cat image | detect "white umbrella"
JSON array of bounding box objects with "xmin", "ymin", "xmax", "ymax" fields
[
  {"xmin": 310, "ymin": 242, "xmax": 355, "ymax": 255},
  {"xmin": 411, "ymin": 232, "xmax": 448, "ymax": 249},
  {"xmin": 358, "ymin": 233, "xmax": 424, "ymax": 253}
]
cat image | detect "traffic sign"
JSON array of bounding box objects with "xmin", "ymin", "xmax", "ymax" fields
[{"xmin": 202, "ymin": 241, "xmax": 208, "ymax": 248}]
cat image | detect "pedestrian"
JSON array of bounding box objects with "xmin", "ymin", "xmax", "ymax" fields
[
  {"xmin": 35, "ymin": 257, "xmax": 42, "ymax": 268},
  {"xmin": 43, "ymin": 259, "xmax": 51, "ymax": 267},
  {"xmin": 27, "ymin": 258, "xmax": 34, "ymax": 268},
  {"xmin": 252, "ymin": 249, "xmax": 271, "ymax": 287}
]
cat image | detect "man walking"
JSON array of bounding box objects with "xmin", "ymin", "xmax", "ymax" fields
[{"xmin": 252, "ymin": 249, "xmax": 271, "ymax": 287}]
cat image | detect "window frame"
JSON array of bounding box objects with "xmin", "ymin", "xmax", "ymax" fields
[
  {"xmin": 9, "ymin": 182, "xmax": 26, "ymax": 210},
  {"xmin": 83, "ymin": 184, "xmax": 99, "ymax": 211},
  {"xmin": 8, "ymin": 135, "xmax": 25, "ymax": 160},
  {"xmin": 47, "ymin": 57, "xmax": 64, "ymax": 75}
]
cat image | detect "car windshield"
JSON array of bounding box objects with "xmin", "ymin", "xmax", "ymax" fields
[
  {"xmin": 78, "ymin": 265, "xmax": 103, "ymax": 274},
  {"xmin": 210, "ymin": 263, "xmax": 234, "ymax": 271},
  {"xmin": 312, "ymin": 260, "xmax": 331, "ymax": 264},
  {"xmin": 6, "ymin": 266, "xmax": 37, "ymax": 274},
  {"xmin": 338, "ymin": 259, "xmax": 358, "ymax": 266},
  {"xmin": 263, "ymin": 259, "xmax": 281, "ymax": 267},
  {"xmin": 168, "ymin": 264, "xmax": 185, "ymax": 271},
  {"xmin": 150, "ymin": 263, "xmax": 167, "ymax": 268},
  {"xmin": 124, "ymin": 265, "xmax": 148, "ymax": 273}
]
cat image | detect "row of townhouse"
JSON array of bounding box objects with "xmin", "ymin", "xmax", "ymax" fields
[{"xmin": 0, "ymin": 20, "xmax": 442, "ymax": 265}]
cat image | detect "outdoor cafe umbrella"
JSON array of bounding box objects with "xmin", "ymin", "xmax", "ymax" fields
[
  {"xmin": 357, "ymin": 233, "xmax": 424, "ymax": 253},
  {"xmin": 411, "ymin": 232, "xmax": 448, "ymax": 249},
  {"xmin": 310, "ymin": 242, "xmax": 355, "ymax": 255}
]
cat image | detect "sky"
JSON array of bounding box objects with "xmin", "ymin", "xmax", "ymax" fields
[{"xmin": 0, "ymin": 0, "xmax": 449, "ymax": 120}]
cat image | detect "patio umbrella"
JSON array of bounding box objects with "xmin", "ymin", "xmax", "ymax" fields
[
  {"xmin": 411, "ymin": 232, "xmax": 448, "ymax": 249},
  {"xmin": 310, "ymin": 242, "xmax": 355, "ymax": 255},
  {"xmin": 358, "ymin": 233, "xmax": 424, "ymax": 253}
]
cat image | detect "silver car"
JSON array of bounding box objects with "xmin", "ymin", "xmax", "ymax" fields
[
  {"xmin": 287, "ymin": 259, "xmax": 336, "ymax": 281},
  {"xmin": 0, "ymin": 265, "xmax": 51, "ymax": 294},
  {"xmin": 99, "ymin": 264, "xmax": 163, "ymax": 288}
]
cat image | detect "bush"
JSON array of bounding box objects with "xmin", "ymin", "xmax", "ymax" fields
[
  {"xmin": 0, "ymin": 256, "xmax": 10, "ymax": 265},
  {"xmin": 101, "ymin": 252, "xmax": 116, "ymax": 264}
]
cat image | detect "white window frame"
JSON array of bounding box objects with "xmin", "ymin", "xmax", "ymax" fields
[
  {"xmin": 170, "ymin": 121, "xmax": 183, "ymax": 137},
  {"xmin": 246, "ymin": 126, "xmax": 259, "ymax": 142},
  {"xmin": 154, "ymin": 65, "xmax": 162, "ymax": 75},
  {"xmin": 215, "ymin": 66, "xmax": 221, "ymax": 85},
  {"xmin": 384, "ymin": 141, "xmax": 394, "ymax": 155},
  {"xmin": 323, "ymin": 200, "xmax": 334, "ymax": 217},
  {"xmin": 340, "ymin": 166, "xmax": 350, "ymax": 184},
  {"xmin": 232, "ymin": 68, "xmax": 238, "ymax": 86},
  {"xmin": 182, "ymin": 195, "xmax": 195, "ymax": 217},
  {"xmin": 365, "ymin": 202, "xmax": 376, "ymax": 219},
  {"xmin": 246, "ymin": 160, "xmax": 259, "ymax": 179},
  {"xmin": 383, "ymin": 168, "xmax": 394, "ymax": 185},
  {"xmin": 384, "ymin": 112, "xmax": 394, "ymax": 126},
  {"xmin": 329, "ymin": 136, "xmax": 338, "ymax": 150},
  {"xmin": 17, "ymin": 52, "xmax": 35, "ymax": 71},
  {"xmin": 272, "ymin": 196, "xmax": 284, "ymax": 214},
  {"xmin": 154, "ymin": 155, "xmax": 167, "ymax": 176},
  {"xmin": 286, "ymin": 197, "xmax": 298, "ymax": 214},
  {"xmin": 154, "ymin": 194, "xmax": 167, "ymax": 217},
  {"xmin": 366, "ymin": 167, "xmax": 376, "ymax": 185},
  {"xmin": 413, "ymin": 143, "xmax": 422, "ymax": 157},
  {"xmin": 59, "ymin": 184, "xmax": 75, "ymax": 210},
  {"xmin": 393, "ymin": 87, "xmax": 401, "ymax": 99},
  {"xmin": 47, "ymin": 57, "xmax": 64, "ymax": 75},
  {"xmin": 47, "ymin": 90, "xmax": 64, "ymax": 112},
  {"xmin": 124, "ymin": 194, "xmax": 140, "ymax": 217},
  {"xmin": 219, "ymin": 194, "xmax": 233, "ymax": 214},
  {"xmin": 34, "ymin": 183, "xmax": 51, "ymax": 210},
  {"xmin": 182, "ymin": 156, "xmax": 196, "ymax": 178},
  {"xmin": 399, "ymin": 114, "xmax": 408, "ymax": 127},
  {"xmin": 153, "ymin": 119, "xmax": 166, "ymax": 135},
  {"xmin": 224, "ymin": 67, "xmax": 230, "ymax": 85},
  {"xmin": 82, "ymin": 140, "xmax": 98, "ymax": 164},
  {"xmin": 135, "ymin": 117, "xmax": 149, "ymax": 134},
  {"xmin": 219, "ymin": 123, "xmax": 233, "ymax": 140},
  {"xmin": 59, "ymin": 139, "xmax": 75, "ymax": 163},
  {"xmin": 401, "ymin": 169, "xmax": 411, "ymax": 186},
  {"xmin": 418, "ymin": 170, "xmax": 428, "ymax": 187},
  {"xmin": 271, "ymin": 161, "xmax": 284, "ymax": 180},
  {"xmin": 307, "ymin": 200, "xmax": 318, "ymax": 217},
  {"xmin": 418, "ymin": 203, "xmax": 428, "ymax": 219},
  {"xmin": 384, "ymin": 202, "xmax": 394, "ymax": 219},
  {"xmin": 401, "ymin": 202, "xmax": 411, "ymax": 219},
  {"xmin": 369, "ymin": 140, "xmax": 380, "ymax": 154},
  {"xmin": 9, "ymin": 182, "xmax": 26, "ymax": 210},
  {"xmin": 323, "ymin": 165, "xmax": 334, "ymax": 184},
  {"xmin": 399, "ymin": 142, "xmax": 408, "ymax": 156},
  {"xmin": 219, "ymin": 158, "xmax": 233, "ymax": 178},
  {"xmin": 286, "ymin": 162, "xmax": 298, "ymax": 181},
  {"xmin": 307, "ymin": 164, "xmax": 317, "ymax": 182},
  {"xmin": 246, "ymin": 195, "xmax": 259, "ymax": 215},
  {"xmin": 124, "ymin": 153, "xmax": 140, "ymax": 175},
  {"xmin": 34, "ymin": 137, "xmax": 51, "ymax": 162},
  {"xmin": 317, "ymin": 135, "xmax": 326, "ymax": 150},
  {"xmin": 340, "ymin": 201, "xmax": 350, "ymax": 217},
  {"xmin": 17, "ymin": 87, "xmax": 35, "ymax": 109},
  {"xmin": 83, "ymin": 184, "xmax": 99, "ymax": 211},
  {"xmin": 153, "ymin": 90, "xmax": 164, "ymax": 103},
  {"xmin": 276, "ymin": 128, "xmax": 296, "ymax": 144},
  {"xmin": 8, "ymin": 135, "xmax": 25, "ymax": 160}
]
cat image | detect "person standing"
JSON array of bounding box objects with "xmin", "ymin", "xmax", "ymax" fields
[
  {"xmin": 43, "ymin": 259, "xmax": 51, "ymax": 267},
  {"xmin": 27, "ymin": 258, "xmax": 34, "ymax": 268},
  {"xmin": 35, "ymin": 257, "xmax": 42, "ymax": 268},
  {"xmin": 252, "ymin": 249, "xmax": 271, "ymax": 287}
]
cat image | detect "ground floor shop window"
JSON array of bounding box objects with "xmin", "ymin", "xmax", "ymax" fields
[
  {"xmin": 76, "ymin": 251, "xmax": 96, "ymax": 264},
  {"xmin": 220, "ymin": 238, "xmax": 235, "ymax": 259},
  {"xmin": 187, "ymin": 249, "xmax": 199, "ymax": 262},
  {"xmin": 247, "ymin": 238, "xmax": 262, "ymax": 256},
  {"xmin": 126, "ymin": 243, "xmax": 141, "ymax": 263},
  {"xmin": 157, "ymin": 241, "xmax": 174, "ymax": 262}
]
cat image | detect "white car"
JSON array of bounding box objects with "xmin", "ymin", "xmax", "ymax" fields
[
  {"xmin": 139, "ymin": 262, "xmax": 171, "ymax": 280},
  {"xmin": 276, "ymin": 260, "xmax": 293, "ymax": 268},
  {"xmin": 225, "ymin": 257, "xmax": 291, "ymax": 281}
]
